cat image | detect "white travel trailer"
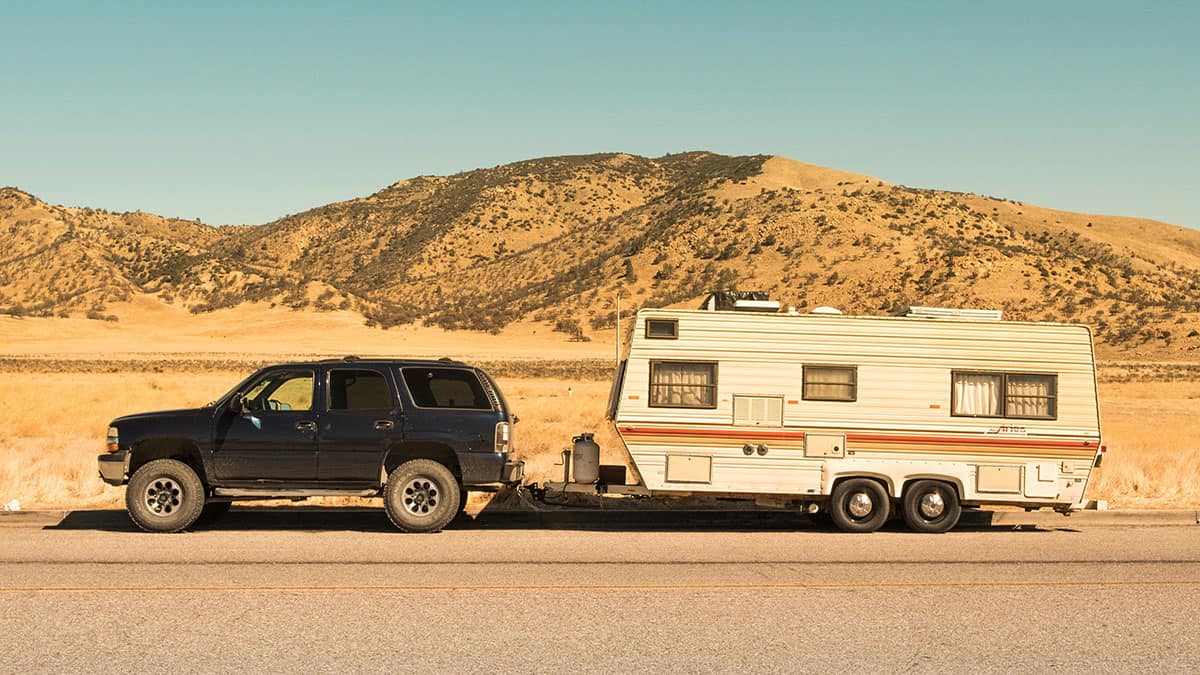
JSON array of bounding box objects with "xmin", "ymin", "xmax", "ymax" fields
[{"xmin": 596, "ymin": 294, "xmax": 1104, "ymax": 533}]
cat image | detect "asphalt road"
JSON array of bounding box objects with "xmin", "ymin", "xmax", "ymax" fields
[{"xmin": 1, "ymin": 508, "xmax": 1198, "ymax": 673}]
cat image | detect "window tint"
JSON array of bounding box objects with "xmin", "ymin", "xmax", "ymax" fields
[
  {"xmin": 328, "ymin": 369, "xmax": 393, "ymax": 411},
  {"xmin": 802, "ymin": 366, "xmax": 857, "ymax": 402},
  {"xmin": 243, "ymin": 370, "xmax": 314, "ymax": 412},
  {"xmin": 952, "ymin": 372, "xmax": 1057, "ymax": 420},
  {"xmin": 649, "ymin": 361, "xmax": 717, "ymax": 408},
  {"xmin": 401, "ymin": 368, "xmax": 492, "ymax": 410}
]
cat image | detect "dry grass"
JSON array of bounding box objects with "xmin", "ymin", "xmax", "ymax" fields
[
  {"xmin": 1, "ymin": 365, "xmax": 1197, "ymax": 510},
  {"xmin": 1090, "ymin": 380, "xmax": 1200, "ymax": 507}
]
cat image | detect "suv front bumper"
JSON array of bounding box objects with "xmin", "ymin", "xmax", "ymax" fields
[{"xmin": 97, "ymin": 450, "xmax": 130, "ymax": 485}]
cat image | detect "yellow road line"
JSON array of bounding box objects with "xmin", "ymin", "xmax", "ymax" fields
[{"xmin": 2, "ymin": 580, "xmax": 1199, "ymax": 593}]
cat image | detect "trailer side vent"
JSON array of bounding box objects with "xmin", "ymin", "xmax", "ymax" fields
[{"xmin": 733, "ymin": 395, "xmax": 783, "ymax": 427}]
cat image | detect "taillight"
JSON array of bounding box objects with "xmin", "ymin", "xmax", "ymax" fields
[
  {"xmin": 106, "ymin": 426, "xmax": 120, "ymax": 453},
  {"xmin": 1094, "ymin": 444, "xmax": 1106, "ymax": 467},
  {"xmin": 494, "ymin": 421, "xmax": 512, "ymax": 454}
]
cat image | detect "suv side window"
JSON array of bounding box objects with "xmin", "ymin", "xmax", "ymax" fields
[
  {"xmin": 327, "ymin": 369, "xmax": 394, "ymax": 411},
  {"xmin": 401, "ymin": 368, "xmax": 493, "ymax": 410},
  {"xmin": 243, "ymin": 370, "xmax": 314, "ymax": 412}
]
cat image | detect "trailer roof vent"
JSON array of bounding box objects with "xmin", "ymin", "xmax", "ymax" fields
[
  {"xmin": 810, "ymin": 306, "xmax": 843, "ymax": 315},
  {"xmin": 699, "ymin": 291, "xmax": 780, "ymax": 312},
  {"xmin": 906, "ymin": 306, "xmax": 1003, "ymax": 321}
]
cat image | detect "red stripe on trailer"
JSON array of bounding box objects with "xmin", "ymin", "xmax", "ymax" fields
[{"xmin": 619, "ymin": 426, "xmax": 1092, "ymax": 450}]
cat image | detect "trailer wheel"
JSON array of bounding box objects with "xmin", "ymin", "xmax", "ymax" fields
[
  {"xmin": 125, "ymin": 459, "xmax": 206, "ymax": 533},
  {"xmin": 901, "ymin": 480, "xmax": 961, "ymax": 533},
  {"xmin": 384, "ymin": 459, "xmax": 461, "ymax": 533},
  {"xmin": 829, "ymin": 478, "xmax": 890, "ymax": 533}
]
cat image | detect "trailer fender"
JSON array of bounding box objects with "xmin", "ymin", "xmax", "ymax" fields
[{"xmin": 822, "ymin": 459, "xmax": 970, "ymax": 500}]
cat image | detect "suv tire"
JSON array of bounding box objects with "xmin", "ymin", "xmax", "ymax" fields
[
  {"xmin": 126, "ymin": 459, "xmax": 206, "ymax": 533},
  {"xmin": 384, "ymin": 459, "xmax": 461, "ymax": 533}
]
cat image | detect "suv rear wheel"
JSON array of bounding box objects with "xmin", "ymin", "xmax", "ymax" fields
[
  {"xmin": 384, "ymin": 459, "xmax": 461, "ymax": 533},
  {"xmin": 126, "ymin": 459, "xmax": 206, "ymax": 532}
]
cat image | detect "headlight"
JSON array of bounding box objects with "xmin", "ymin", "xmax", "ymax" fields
[{"xmin": 106, "ymin": 426, "xmax": 120, "ymax": 453}]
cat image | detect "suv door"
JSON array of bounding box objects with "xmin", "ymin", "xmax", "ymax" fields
[
  {"xmin": 213, "ymin": 368, "xmax": 319, "ymax": 482},
  {"xmin": 317, "ymin": 366, "xmax": 403, "ymax": 483},
  {"xmin": 396, "ymin": 366, "xmax": 507, "ymax": 485}
]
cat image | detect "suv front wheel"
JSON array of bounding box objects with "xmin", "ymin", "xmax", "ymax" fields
[
  {"xmin": 384, "ymin": 459, "xmax": 461, "ymax": 533},
  {"xmin": 126, "ymin": 459, "xmax": 206, "ymax": 533}
]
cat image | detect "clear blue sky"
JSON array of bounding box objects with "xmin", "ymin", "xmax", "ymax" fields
[{"xmin": 2, "ymin": 1, "xmax": 1197, "ymax": 228}]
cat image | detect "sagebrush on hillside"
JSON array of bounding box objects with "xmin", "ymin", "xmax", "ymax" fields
[{"xmin": 2, "ymin": 151, "xmax": 1199, "ymax": 358}]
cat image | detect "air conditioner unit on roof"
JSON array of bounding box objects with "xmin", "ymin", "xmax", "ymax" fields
[{"xmin": 906, "ymin": 306, "xmax": 1003, "ymax": 320}]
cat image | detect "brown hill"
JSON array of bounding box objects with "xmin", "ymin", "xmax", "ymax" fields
[{"xmin": 2, "ymin": 151, "xmax": 1200, "ymax": 358}]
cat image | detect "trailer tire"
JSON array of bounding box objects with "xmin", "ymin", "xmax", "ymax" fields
[
  {"xmin": 829, "ymin": 478, "xmax": 890, "ymax": 533},
  {"xmin": 901, "ymin": 480, "xmax": 961, "ymax": 533},
  {"xmin": 126, "ymin": 459, "xmax": 206, "ymax": 533},
  {"xmin": 384, "ymin": 459, "xmax": 461, "ymax": 533}
]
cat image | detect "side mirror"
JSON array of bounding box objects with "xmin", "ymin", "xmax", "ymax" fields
[
  {"xmin": 512, "ymin": 415, "xmax": 521, "ymax": 424},
  {"xmin": 229, "ymin": 394, "xmax": 247, "ymax": 415}
]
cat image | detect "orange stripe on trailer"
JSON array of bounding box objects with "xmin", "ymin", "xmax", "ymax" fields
[{"xmin": 619, "ymin": 427, "xmax": 807, "ymax": 440}]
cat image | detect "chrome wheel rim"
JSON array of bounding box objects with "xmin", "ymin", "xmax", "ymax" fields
[
  {"xmin": 402, "ymin": 478, "xmax": 440, "ymax": 516},
  {"xmin": 847, "ymin": 491, "xmax": 874, "ymax": 519},
  {"xmin": 144, "ymin": 478, "xmax": 182, "ymax": 517},
  {"xmin": 919, "ymin": 491, "xmax": 946, "ymax": 519}
]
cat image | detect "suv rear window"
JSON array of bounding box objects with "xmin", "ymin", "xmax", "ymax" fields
[{"xmin": 401, "ymin": 368, "xmax": 493, "ymax": 410}]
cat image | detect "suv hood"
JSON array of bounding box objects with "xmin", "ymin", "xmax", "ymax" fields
[{"xmin": 111, "ymin": 408, "xmax": 208, "ymax": 425}]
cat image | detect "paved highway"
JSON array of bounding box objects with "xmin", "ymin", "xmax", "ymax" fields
[{"xmin": 1, "ymin": 508, "xmax": 1198, "ymax": 673}]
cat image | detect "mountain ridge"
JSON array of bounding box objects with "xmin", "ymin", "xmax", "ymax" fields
[{"xmin": 3, "ymin": 151, "xmax": 1199, "ymax": 358}]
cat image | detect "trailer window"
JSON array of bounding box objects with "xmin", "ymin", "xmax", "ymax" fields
[
  {"xmin": 802, "ymin": 366, "xmax": 857, "ymax": 402},
  {"xmin": 645, "ymin": 319, "xmax": 678, "ymax": 339},
  {"xmin": 1005, "ymin": 374, "xmax": 1057, "ymax": 419},
  {"xmin": 951, "ymin": 372, "xmax": 1057, "ymax": 420},
  {"xmin": 649, "ymin": 361, "xmax": 717, "ymax": 409}
]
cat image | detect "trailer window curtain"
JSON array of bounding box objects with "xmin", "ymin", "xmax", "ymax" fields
[
  {"xmin": 802, "ymin": 366, "xmax": 857, "ymax": 402},
  {"xmin": 649, "ymin": 361, "xmax": 717, "ymax": 408},
  {"xmin": 1005, "ymin": 374, "xmax": 1056, "ymax": 419},
  {"xmin": 952, "ymin": 372, "xmax": 1057, "ymax": 419},
  {"xmin": 952, "ymin": 373, "xmax": 1002, "ymax": 417}
]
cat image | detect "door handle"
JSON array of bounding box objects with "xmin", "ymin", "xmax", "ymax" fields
[
  {"xmin": 295, "ymin": 421, "xmax": 317, "ymax": 432},
  {"xmin": 374, "ymin": 420, "xmax": 395, "ymax": 431}
]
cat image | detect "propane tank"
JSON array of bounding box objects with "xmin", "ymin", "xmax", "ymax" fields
[{"xmin": 571, "ymin": 432, "xmax": 600, "ymax": 484}]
